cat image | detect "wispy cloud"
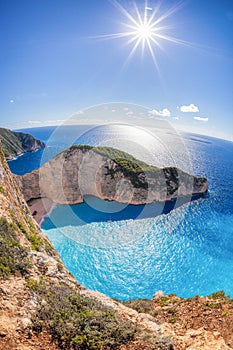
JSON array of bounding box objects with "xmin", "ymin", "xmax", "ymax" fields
[
  {"xmin": 179, "ymin": 103, "xmax": 199, "ymax": 113},
  {"xmin": 148, "ymin": 108, "xmax": 171, "ymax": 118},
  {"xmin": 193, "ymin": 116, "xmax": 208, "ymax": 122},
  {"xmin": 172, "ymin": 116, "xmax": 179, "ymax": 120},
  {"xmin": 28, "ymin": 119, "xmax": 66, "ymax": 125},
  {"xmin": 28, "ymin": 120, "xmax": 41, "ymax": 124}
]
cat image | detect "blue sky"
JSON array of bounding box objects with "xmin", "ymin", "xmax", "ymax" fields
[{"xmin": 1, "ymin": 0, "xmax": 233, "ymax": 140}]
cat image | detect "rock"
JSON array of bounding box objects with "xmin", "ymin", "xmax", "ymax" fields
[
  {"xmin": 0, "ymin": 329, "xmax": 8, "ymax": 337},
  {"xmin": 20, "ymin": 318, "xmax": 31, "ymax": 329},
  {"xmin": 178, "ymin": 328, "xmax": 231, "ymax": 350},
  {"xmin": 153, "ymin": 291, "xmax": 164, "ymax": 300}
]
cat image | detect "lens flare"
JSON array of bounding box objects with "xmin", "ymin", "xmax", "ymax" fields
[{"xmin": 95, "ymin": 0, "xmax": 190, "ymax": 69}]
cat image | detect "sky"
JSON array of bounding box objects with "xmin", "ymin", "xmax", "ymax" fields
[{"xmin": 0, "ymin": 0, "xmax": 233, "ymax": 140}]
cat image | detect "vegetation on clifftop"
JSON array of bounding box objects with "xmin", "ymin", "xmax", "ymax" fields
[
  {"xmin": 29, "ymin": 279, "xmax": 135, "ymax": 350},
  {"xmin": 123, "ymin": 293, "xmax": 233, "ymax": 348},
  {"xmin": 68, "ymin": 144, "xmax": 158, "ymax": 173}
]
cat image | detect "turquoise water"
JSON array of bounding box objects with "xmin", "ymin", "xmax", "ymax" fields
[{"xmin": 9, "ymin": 125, "xmax": 233, "ymax": 300}]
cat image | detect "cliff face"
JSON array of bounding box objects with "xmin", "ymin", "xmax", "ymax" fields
[
  {"xmin": 0, "ymin": 127, "xmax": 45, "ymax": 160},
  {"xmin": 17, "ymin": 145, "xmax": 208, "ymax": 205},
  {"xmin": 0, "ymin": 143, "xmax": 231, "ymax": 350}
]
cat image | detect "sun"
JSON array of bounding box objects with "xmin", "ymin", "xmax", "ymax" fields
[
  {"xmin": 137, "ymin": 23, "xmax": 152, "ymax": 40},
  {"xmin": 95, "ymin": 1, "xmax": 188, "ymax": 69}
]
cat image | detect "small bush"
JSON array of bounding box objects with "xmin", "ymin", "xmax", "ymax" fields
[
  {"xmin": 123, "ymin": 298, "xmax": 157, "ymax": 316},
  {"xmin": 18, "ymin": 221, "xmax": 27, "ymax": 234},
  {"xmin": 168, "ymin": 316, "xmax": 178, "ymax": 324},
  {"xmin": 18, "ymin": 218, "xmax": 54, "ymax": 253},
  {"xmin": 26, "ymin": 278, "xmax": 47, "ymax": 295},
  {"xmin": 209, "ymin": 291, "xmax": 226, "ymax": 300},
  {"xmin": 204, "ymin": 302, "xmax": 223, "ymax": 309},
  {"xmin": 26, "ymin": 231, "xmax": 44, "ymax": 251},
  {"xmin": 0, "ymin": 218, "xmax": 30, "ymax": 278}
]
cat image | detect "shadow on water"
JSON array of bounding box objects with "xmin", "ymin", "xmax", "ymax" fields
[{"xmin": 41, "ymin": 193, "xmax": 207, "ymax": 230}]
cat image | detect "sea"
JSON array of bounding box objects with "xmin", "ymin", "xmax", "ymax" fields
[{"xmin": 8, "ymin": 124, "xmax": 233, "ymax": 300}]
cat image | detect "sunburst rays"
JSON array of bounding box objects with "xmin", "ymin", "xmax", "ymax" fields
[{"xmin": 94, "ymin": 0, "xmax": 192, "ymax": 70}]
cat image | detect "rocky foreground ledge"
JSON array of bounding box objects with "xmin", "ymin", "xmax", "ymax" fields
[{"xmin": 17, "ymin": 145, "xmax": 208, "ymax": 206}]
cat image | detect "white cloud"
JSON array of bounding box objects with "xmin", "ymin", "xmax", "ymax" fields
[
  {"xmin": 172, "ymin": 116, "xmax": 179, "ymax": 120},
  {"xmin": 28, "ymin": 119, "xmax": 66, "ymax": 125},
  {"xmin": 148, "ymin": 108, "xmax": 171, "ymax": 118},
  {"xmin": 179, "ymin": 103, "xmax": 199, "ymax": 113},
  {"xmin": 28, "ymin": 120, "xmax": 41, "ymax": 124},
  {"xmin": 193, "ymin": 116, "xmax": 208, "ymax": 122}
]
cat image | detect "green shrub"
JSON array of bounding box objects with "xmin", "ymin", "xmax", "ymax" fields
[
  {"xmin": 26, "ymin": 232, "xmax": 44, "ymax": 251},
  {"xmin": 168, "ymin": 316, "xmax": 178, "ymax": 324},
  {"xmin": 18, "ymin": 218, "xmax": 54, "ymax": 253},
  {"xmin": 31, "ymin": 282, "xmax": 135, "ymax": 350},
  {"xmin": 123, "ymin": 298, "xmax": 157, "ymax": 316},
  {"xmin": 18, "ymin": 221, "xmax": 27, "ymax": 234},
  {"xmin": 0, "ymin": 218, "xmax": 30, "ymax": 278},
  {"xmin": 94, "ymin": 146, "xmax": 157, "ymax": 173},
  {"xmin": 26, "ymin": 278, "xmax": 46, "ymax": 295},
  {"xmin": 204, "ymin": 302, "xmax": 223, "ymax": 309},
  {"xmin": 209, "ymin": 291, "xmax": 227, "ymax": 300}
]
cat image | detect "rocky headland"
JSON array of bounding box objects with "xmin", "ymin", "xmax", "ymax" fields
[
  {"xmin": 17, "ymin": 145, "xmax": 208, "ymax": 210},
  {"xmin": 0, "ymin": 127, "xmax": 45, "ymax": 160}
]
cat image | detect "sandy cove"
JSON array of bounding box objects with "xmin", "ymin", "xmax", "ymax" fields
[{"xmin": 27, "ymin": 197, "xmax": 55, "ymax": 224}]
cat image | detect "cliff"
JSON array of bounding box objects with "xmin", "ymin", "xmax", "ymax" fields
[
  {"xmin": 0, "ymin": 127, "xmax": 45, "ymax": 160},
  {"xmin": 0, "ymin": 142, "xmax": 231, "ymax": 350},
  {"xmin": 17, "ymin": 145, "xmax": 208, "ymax": 206}
]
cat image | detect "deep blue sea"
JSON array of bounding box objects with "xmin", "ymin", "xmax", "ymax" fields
[{"xmin": 9, "ymin": 125, "xmax": 233, "ymax": 300}]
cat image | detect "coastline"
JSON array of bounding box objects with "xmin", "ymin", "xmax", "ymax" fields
[{"xmin": 27, "ymin": 197, "xmax": 55, "ymax": 225}]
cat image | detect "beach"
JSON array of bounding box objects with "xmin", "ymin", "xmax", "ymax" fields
[{"xmin": 27, "ymin": 197, "xmax": 54, "ymax": 224}]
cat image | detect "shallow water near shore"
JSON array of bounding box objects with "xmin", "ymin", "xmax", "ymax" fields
[{"xmin": 9, "ymin": 125, "xmax": 233, "ymax": 300}]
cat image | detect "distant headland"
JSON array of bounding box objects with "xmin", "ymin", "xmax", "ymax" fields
[{"xmin": 0, "ymin": 127, "xmax": 45, "ymax": 160}]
